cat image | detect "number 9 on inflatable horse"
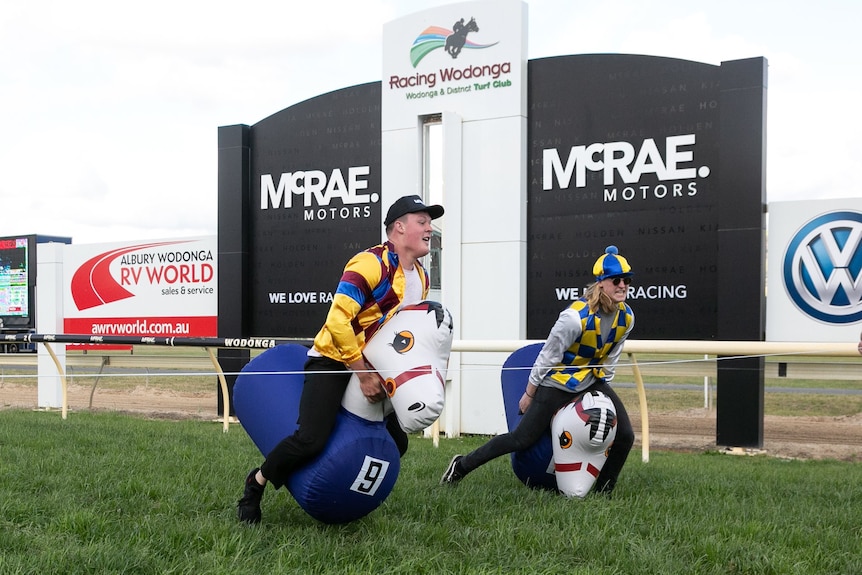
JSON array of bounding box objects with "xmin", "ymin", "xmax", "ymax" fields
[
  {"xmin": 234, "ymin": 301, "xmax": 453, "ymax": 523},
  {"xmin": 501, "ymin": 343, "xmax": 618, "ymax": 498}
]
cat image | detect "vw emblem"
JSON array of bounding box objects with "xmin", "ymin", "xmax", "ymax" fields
[{"xmin": 782, "ymin": 211, "xmax": 862, "ymax": 324}]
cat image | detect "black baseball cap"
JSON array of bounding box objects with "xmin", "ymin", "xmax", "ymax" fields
[{"xmin": 384, "ymin": 195, "xmax": 444, "ymax": 226}]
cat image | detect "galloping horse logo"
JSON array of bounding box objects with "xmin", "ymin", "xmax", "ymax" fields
[
  {"xmin": 410, "ymin": 17, "xmax": 498, "ymax": 68},
  {"xmin": 445, "ymin": 17, "xmax": 479, "ymax": 59}
]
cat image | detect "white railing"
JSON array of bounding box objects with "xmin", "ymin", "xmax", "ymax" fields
[
  {"xmin": 449, "ymin": 339, "xmax": 860, "ymax": 462},
  {"xmin": 4, "ymin": 334, "xmax": 860, "ymax": 463}
]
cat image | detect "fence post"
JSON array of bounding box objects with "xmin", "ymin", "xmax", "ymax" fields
[{"xmin": 627, "ymin": 352, "xmax": 650, "ymax": 463}]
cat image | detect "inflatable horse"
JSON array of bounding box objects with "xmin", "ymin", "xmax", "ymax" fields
[
  {"xmin": 501, "ymin": 343, "xmax": 617, "ymax": 498},
  {"xmin": 234, "ymin": 300, "xmax": 453, "ymax": 523}
]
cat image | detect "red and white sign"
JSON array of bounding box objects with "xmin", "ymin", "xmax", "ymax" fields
[{"xmin": 63, "ymin": 237, "xmax": 218, "ymax": 340}]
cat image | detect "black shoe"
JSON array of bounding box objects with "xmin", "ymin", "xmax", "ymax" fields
[
  {"xmin": 237, "ymin": 468, "xmax": 264, "ymax": 524},
  {"xmin": 440, "ymin": 455, "xmax": 465, "ymax": 485}
]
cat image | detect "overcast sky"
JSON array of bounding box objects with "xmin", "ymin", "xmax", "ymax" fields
[{"xmin": 1, "ymin": 0, "xmax": 858, "ymax": 244}]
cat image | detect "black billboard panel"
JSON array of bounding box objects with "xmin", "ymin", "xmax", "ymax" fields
[
  {"xmin": 248, "ymin": 83, "xmax": 382, "ymax": 337},
  {"xmin": 527, "ymin": 55, "xmax": 724, "ymax": 340}
]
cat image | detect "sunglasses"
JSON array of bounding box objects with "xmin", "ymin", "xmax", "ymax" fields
[{"xmin": 610, "ymin": 277, "xmax": 632, "ymax": 286}]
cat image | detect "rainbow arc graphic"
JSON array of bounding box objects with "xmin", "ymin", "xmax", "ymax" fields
[{"xmin": 410, "ymin": 26, "xmax": 498, "ymax": 68}]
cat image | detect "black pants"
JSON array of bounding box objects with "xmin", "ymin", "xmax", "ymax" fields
[
  {"xmin": 459, "ymin": 381, "xmax": 634, "ymax": 493},
  {"xmin": 259, "ymin": 355, "xmax": 408, "ymax": 488}
]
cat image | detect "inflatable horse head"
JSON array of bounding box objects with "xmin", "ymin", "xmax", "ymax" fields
[
  {"xmin": 342, "ymin": 300, "xmax": 454, "ymax": 432},
  {"xmin": 551, "ymin": 389, "xmax": 617, "ymax": 498}
]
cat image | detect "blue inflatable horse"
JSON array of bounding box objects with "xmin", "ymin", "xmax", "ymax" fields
[
  {"xmin": 234, "ymin": 301, "xmax": 453, "ymax": 523},
  {"xmin": 501, "ymin": 343, "xmax": 618, "ymax": 497}
]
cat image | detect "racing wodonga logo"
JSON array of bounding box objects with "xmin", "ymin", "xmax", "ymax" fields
[
  {"xmin": 410, "ymin": 17, "xmax": 497, "ymax": 67},
  {"xmin": 783, "ymin": 211, "xmax": 862, "ymax": 324}
]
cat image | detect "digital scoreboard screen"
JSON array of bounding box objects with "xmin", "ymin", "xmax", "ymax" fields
[{"xmin": 0, "ymin": 237, "xmax": 29, "ymax": 317}]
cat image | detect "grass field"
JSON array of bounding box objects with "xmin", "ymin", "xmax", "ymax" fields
[{"xmin": 1, "ymin": 409, "xmax": 860, "ymax": 574}]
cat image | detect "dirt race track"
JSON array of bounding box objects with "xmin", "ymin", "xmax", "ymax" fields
[{"xmin": 2, "ymin": 383, "xmax": 862, "ymax": 462}]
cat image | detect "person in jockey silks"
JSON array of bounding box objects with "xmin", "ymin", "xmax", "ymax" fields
[
  {"xmin": 441, "ymin": 245, "xmax": 636, "ymax": 496},
  {"xmin": 237, "ymin": 195, "xmax": 444, "ymax": 524}
]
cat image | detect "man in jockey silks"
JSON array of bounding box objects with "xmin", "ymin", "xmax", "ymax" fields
[
  {"xmin": 238, "ymin": 195, "xmax": 444, "ymax": 524},
  {"xmin": 441, "ymin": 245, "xmax": 636, "ymax": 496}
]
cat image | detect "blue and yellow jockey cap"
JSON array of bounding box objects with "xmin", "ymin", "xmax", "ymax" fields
[{"xmin": 592, "ymin": 245, "xmax": 634, "ymax": 281}]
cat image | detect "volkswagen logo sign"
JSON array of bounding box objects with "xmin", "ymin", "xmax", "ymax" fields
[{"xmin": 782, "ymin": 211, "xmax": 862, "ymax": 324}]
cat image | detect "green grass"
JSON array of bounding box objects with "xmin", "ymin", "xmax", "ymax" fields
[{"xmin": 1, "ymin": 410, "xmax": 860, "ymax": 574}]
